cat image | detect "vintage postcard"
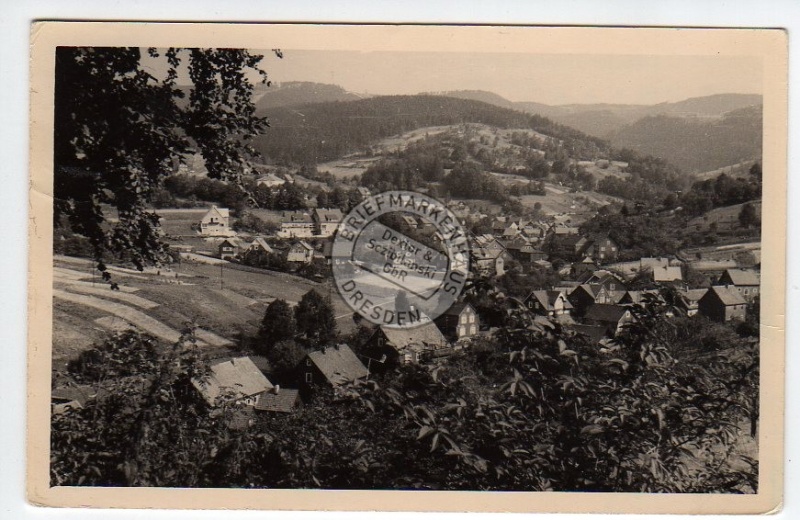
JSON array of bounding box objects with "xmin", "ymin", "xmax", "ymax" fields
[{"xmin": 28, "ymin": 22, "xmax": 786, "ymax": 513}]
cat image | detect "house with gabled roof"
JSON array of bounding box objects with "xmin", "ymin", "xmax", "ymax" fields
[
  {"xmin": 192, "ymin": 357, "xmax": 274, "ymax": 408},
  {"xmin": 199, "ymin": 206, "xmax": 233, "ymax": 236},
  {"xmin": 301, "ymin": 344, "xmax": 369, "ymax": 388},
  {"xmin": 277, "ymin": 212, "xmax": 315, "ymax": 238},
  {"xmin": 698, "ymin": 286, "xmax": 747, "ymax": 322},
  {"xmin": 652, "ymin": 264, "xmax": 683, "ymax": 283},
  {"xmin": 255, "ymin": 172, "xmax": 287, "ymax": 188},
  {"xmin": 589, "ymin": 236, "xmax": 620, "ymax": 264},
  {"xmin": 524, "ymin": 290, "xmax": 573, "ymax": 318},
  {"xmin": 717, "ymin": 268, "xmax": 760, "ymax": 302},
  {"xmin": 240, "ymin": 237, "xmax": 275, "ymax": 264},
  {"xmin": 548, "ymin": 234, "xmax": 592, "ymax": 261},
  {"xmin": 286, "ymin": 240, "xmax": 315, "ymax": 264},
  {"xmin": 677, "ymin": 288, "xmax": 709, "ymax": 317},
  {"xmin": 568, "ymin": 284, "xmax": 604, "ymax": 317},
  {"xmin": 364, "ymin": 321, "xmax": 449, "ymax": 367},
  {"xmin": 219, "ymin": 238, "xmax": 245, "ymax": 260},
  {"xmin": 312, "ymin": 208, "xmax": 344, "ymax": 237},
  {"xmin": 434, "ymin": 302, "xmax": 479, "ymax": 341},
  {"xmin": 583, "ymin": 304, "xmax": 634, "ymax": 336},
  {"xmin": 579, "ymin": 269, "xmax": 627, "ymax": 292},
  {"xmin": 471, "ymin": 234, "xmax": 508, "ymax": 277}
]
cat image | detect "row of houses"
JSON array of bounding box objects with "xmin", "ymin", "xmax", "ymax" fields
[
  {"xmin": 219, "ymin": 237, "xmax": 332, "ymax": 267},
  {"xmin": 520, "ymin": 267, "xmax": 758, "ymax": 343},
  {"xmin": 276, "ymin": 208, "xmax": 344, "ymax": 239}
]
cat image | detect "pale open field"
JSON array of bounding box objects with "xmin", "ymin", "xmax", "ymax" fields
[{"xmin": 52, "ymin": 254, "xmax": 359, "ymax": 374}]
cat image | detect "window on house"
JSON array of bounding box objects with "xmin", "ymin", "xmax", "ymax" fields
[
  {"xmin": 469, "ymin": 314, "xmax": 475, "ymax": 323},
  {"xmin": 306, "ymin": 359, "xmax": 311, "ymax": 366},
  {"xmin": 305, "ymin": 372, "xmax": 312, "ymax": 383}
]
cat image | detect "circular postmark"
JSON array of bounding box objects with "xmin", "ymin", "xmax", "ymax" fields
[{"xmin": 332, "ymin": 190, "xmax": 470, "ymax": 329}]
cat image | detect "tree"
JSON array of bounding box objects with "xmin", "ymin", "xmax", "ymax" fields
[
  {"xmin": 51, "ymin": 329, "xmax": 241, "ymax": 486},
  {"xmin": 258, "ymin": 299, "xmax": 297, "ymax": 349},
  {"xmin": 749, "ymin": 161, "xmax": 762, "ymax": 181},
  {"xmin": 294, "ymin": 289, "xmax": 337, "ymax": 345},
  {"xmin": 268, "ymin": 339, "xmax": 307, "ymax": 376},
  {"xmin": 54, "ymin": 47, "xmax": 279, "ymax": 279},
  {"xmin": 738, "ymin": 202, "xmax": 760, "ymax": 229}
]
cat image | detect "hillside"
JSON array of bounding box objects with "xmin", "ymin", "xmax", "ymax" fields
[
  {"xmin": 609, "ymin": 105, "xmax": 762, "ymax": 173},
  {"xmin": 252, "ymin": 95, "xmax": 610, "ymax": 166},
  {"xmin": 434, "ymin": 91, "xmax": 762, "ymax": 137},
  {"xmin": 254, "ymin": 81, "xmax": 362, "ymax": 112},
  {"xmin": 52, "ymin": 254, "xmax": 357, "ymax": 371}
]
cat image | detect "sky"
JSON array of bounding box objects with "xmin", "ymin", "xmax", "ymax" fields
[{"xmin": 256, "ymin": 50, "xmax": 762, "ymax": 106}]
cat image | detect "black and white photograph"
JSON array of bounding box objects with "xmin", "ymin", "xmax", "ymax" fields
[{"xmin": 26, "ymin": 23, "xmax": 787, "ymax": 513}]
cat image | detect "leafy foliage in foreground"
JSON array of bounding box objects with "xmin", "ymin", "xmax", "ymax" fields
[
  {"xmin": 54, "ymin": 47, "xmax": 275, "ymax": 278},
  {"xmin": 52, "ymin": 293, "xmax": 757, "ymax": 492}
]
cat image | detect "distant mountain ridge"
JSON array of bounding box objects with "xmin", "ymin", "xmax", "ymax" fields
[
  {"xmin": 436, "ymin": 90, "xmax": 762, "ymax": 135},
  {"xmin": 254, "ymin": 81, "xmax": 364, "ymax": 113},
  {"xmin": 609, "ymin": 105, "xmax": 762, "ymax": 173},
  {"xmin": 434, "ymin": 90, "xmax": 762, "ymax": 172}
]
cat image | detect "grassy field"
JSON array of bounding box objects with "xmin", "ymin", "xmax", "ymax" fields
[
  {"xmin": 687, "ymin": 200, "xmax": 762, "ymax": 233},
  {"xmin": 52, "ymin": 255, "xmax": 359, "ymax": 376},
  {"xmin": 692, "ymin": 160, "xmax": 756, "ymax": 182}
]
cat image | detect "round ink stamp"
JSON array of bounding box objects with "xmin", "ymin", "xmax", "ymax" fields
[{"xmin": 332, "ymin": 190, "xmax": 470, "ymax": 328}]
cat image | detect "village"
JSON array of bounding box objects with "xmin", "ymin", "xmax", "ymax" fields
[
  {"xmin": 45, "ymin": 44, "xmax": 767, "ymax": 491},
  {"xmin": 52, "ymin": 184, "xmax": 760, "ymax": 421}
]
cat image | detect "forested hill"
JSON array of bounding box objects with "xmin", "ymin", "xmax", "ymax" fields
[
  {"xmin": 609, "ymin": 105, "xmax": 763, "ymax": 173},
  {"xmin": 252, "ymin": 95, "xmax": 610, "ymax": 165},
  {"xmin": 254, "ymin": 81, "xmax": 363, "ymax": 111}
]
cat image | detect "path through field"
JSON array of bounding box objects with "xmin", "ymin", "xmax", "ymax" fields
[{"xmin": 54, "ymin": 289, "xmax": 233, "ymax": 348}]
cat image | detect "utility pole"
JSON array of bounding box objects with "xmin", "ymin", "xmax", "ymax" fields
[{"xmin": 220, "ymin": 263, "xmax": 224, "ymax": 290}]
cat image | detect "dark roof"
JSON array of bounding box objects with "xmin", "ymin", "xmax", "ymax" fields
[
  {"xmin": 441, "ymin": 302, "xmax": 471, "ymax": 317},
  {"xmin": 254, "ymin": 388, "xmax": 300, "ymax": 413},
  {"xmin": 704, "ymin": 286, "xmax": 747, "ymax": 306},
  {"xmin": 528, "ymin": 290, "xmax": 573, "ymax": 311},
  {"xmin": 314, "ymin": 208, "xmax": 344, "ymax": 222},
  {"xmin": 307, "ymin": 344, "xmax": 369, "ymax": 385},
  {"xmin": 557, "ymin": 235, "xmax": 587, "ymax": 247},
  {"xmin": 570, "ymin": 283, "xmax": 602, "ymax": 299},
  {"xmin": 584, "ymin": 303, "xmax": 629, "ymax": 323}
]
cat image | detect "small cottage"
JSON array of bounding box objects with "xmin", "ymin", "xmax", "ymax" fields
[
  {"xmin": 698, "ymin": 286, "xmax": 747, "ymax": 322},
  {"xmin": 434, "ymin": 302, "xmax": 479, "ymax": 341}
]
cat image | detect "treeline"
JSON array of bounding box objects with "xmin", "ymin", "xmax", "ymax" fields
[
  {"xmin": 679, "ymin": 165, "xmax": 762, "ymax": 216},
  {"xmin": 253, "ymin": 95, "xmax": 611, "ymax": 165},
  {"xmin": 596, "ymin": 149, "xmax": 688, "ymax": 202},
  {"xmin": 580, "ymin": 209, "xmax": 687, "ymax": 260},
  {"xmin": 443, "ymin": 161, "xmax": 509, "ymax": 203},
  {"xmin": 161, "ymin": 174, "xmax": 309, "ymax": 212},
  {"xmin": 361, "ymin": 139, "xmax": 445, "ymax": 192}
]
